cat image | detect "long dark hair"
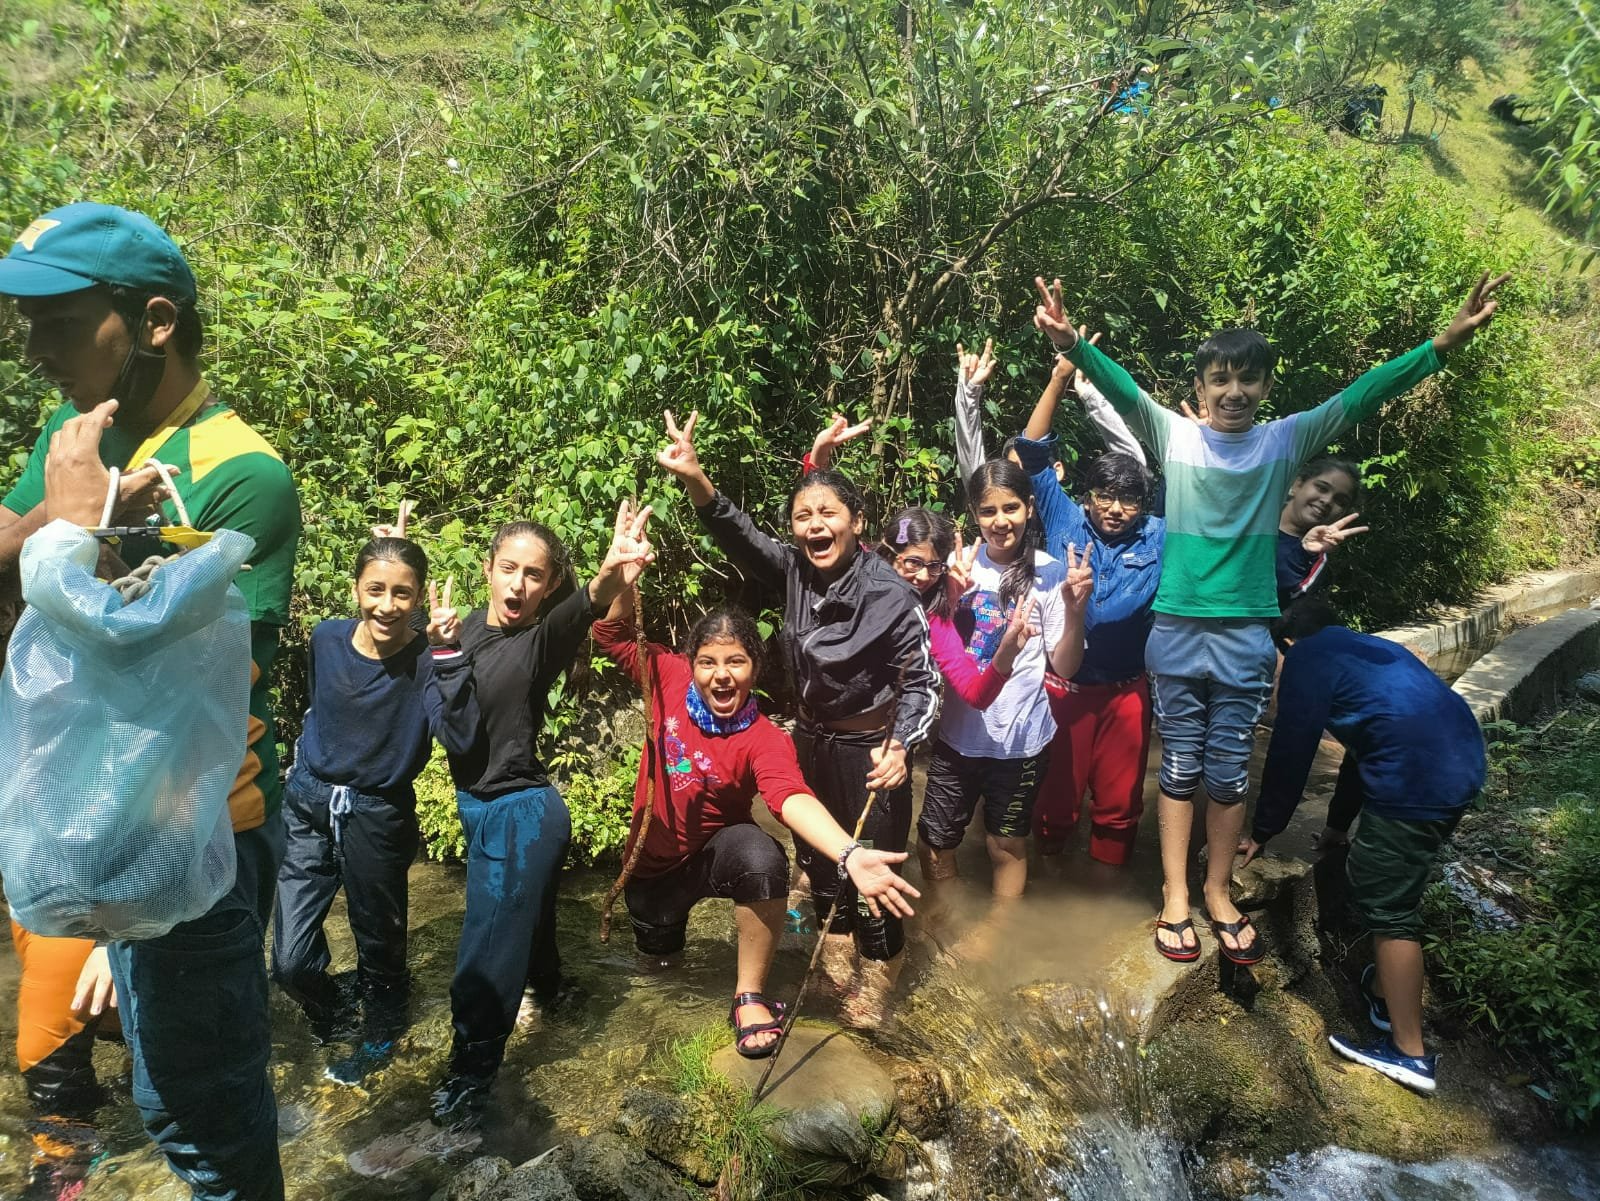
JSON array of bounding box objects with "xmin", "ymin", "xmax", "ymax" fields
[
  {"xmin": 354, "ymin": 536, "xmax": 428, "ymax": 587},
  {"xmin": 487, "ymin": 520, "xmax": 577, "ymax": 619},
  {"xmin": 877, "ymin": 506, "xmax": 957, "ymax": 621},
  {"xmin": 966, "ymin": 460, "xmax": 1041, "ymax": 613},
  {"xmin": 683, "ymin": 605, "xmax": 766, "ymax": 681}
]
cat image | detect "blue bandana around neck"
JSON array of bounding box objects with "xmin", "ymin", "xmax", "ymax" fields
[{"xmin": 685, "ymin": 680, "xmax": 759, "ymax": 735}]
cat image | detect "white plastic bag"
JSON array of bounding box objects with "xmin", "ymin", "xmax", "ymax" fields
[{"xmin": 0, "ymin": 519, "xmax": 254, "ymax": 940}]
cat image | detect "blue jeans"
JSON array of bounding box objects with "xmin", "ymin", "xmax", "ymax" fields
[
  {"xmin": 106, "ymin": 818, "xmax": 286, "ymax": 1201},
  {"xmin": 449, "ymin": 785, "xmax": 570, "ymax": 1078}
]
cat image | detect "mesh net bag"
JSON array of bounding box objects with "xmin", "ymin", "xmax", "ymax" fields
[{"xmin": 0, "ymin": 520, "xmax": 255, "ymax": 940}]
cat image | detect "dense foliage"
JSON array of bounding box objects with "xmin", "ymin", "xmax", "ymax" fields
[
  {"xmin": 0, "ymin": 1, "xmax": 1594, "ymax": 858},
  {"xmin": 1426, "ymin": 706, "xmax": 1600, "ymax": 1127},
  {"xmin": 1529, "ymin": 0, "xmax": 1600, "ymax": 263}
]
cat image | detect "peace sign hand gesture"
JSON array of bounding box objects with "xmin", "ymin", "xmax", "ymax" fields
[
  {"xmin": 1033, "ymin": 276, "xmax": 1081, "ymax": 351},
  {"xmin": 1433, "ymin": 270, "xmax": 1512, "ymax": 353},
  {"xmin": 427, "ymin": 575, "xmax": 461, "ymax": 647},
  {"xmin": 372, "ymin": 499, "xmax": 415, "ymax": 540},
  {"xmin": 603, "ymin": 498, "xmax": 656, "ymax": 587},
  {"xmin": 809, "ymin": 413, "xmax": 873, "ymax": 471},
  {"xmin": 1301, "ymin": 512, "xmax": 1370, "ymax": 556},
  {"xmin": 945, "ymin": 536, "xmax": 981, "ymax": 606},
  {"xmin": 957, "ymin": 338, "xmax": 998, "ymax": 390},
  {"xmin": 1061, "ymin": 542, "xmax": 1094, "ymax": 613},
  {"xmin": 992, "ymin": 594, "xmax": 1040, "ymax": 676}
]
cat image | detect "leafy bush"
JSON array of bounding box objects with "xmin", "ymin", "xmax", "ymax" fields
[
  {"xmin": 1425, "ymin": 707, "xmax": 1600, "ymax": 1126},
  {"xmin": 0, "ymin": 0, "xmax": 1592, "ymax": 767}
]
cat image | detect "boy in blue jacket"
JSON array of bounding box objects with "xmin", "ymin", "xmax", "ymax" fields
[{"xmin": 1240, "ymin": 599, "xmax": 1487, "ymax": 1094}]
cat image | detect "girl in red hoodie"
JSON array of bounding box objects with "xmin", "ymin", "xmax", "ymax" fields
[{"xmin": 593, "ymin": 588, "xmax": 918, "ymax": 1059}]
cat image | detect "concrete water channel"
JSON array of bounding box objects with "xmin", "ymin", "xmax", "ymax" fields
[{"xmin": 1, "ymin": 569, "xmax": 1598, "ymax": 1198}]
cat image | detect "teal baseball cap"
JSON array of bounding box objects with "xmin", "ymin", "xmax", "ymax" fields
[{"xmin": 0, "ymin": 202, "xmax": 196, "ymax": 300}]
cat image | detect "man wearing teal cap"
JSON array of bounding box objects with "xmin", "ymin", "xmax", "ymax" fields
[{"xmin": 0, "ymin": 201, "xmax": 299, "ymax": 1201}]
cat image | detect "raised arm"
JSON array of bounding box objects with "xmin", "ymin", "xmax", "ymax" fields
[
  {"xmin": 1293, "ymin": 271, "xmax": 1513, "ymax": 458},
  {"xmin": 657, "ymin": 408, "xmax": 789, "ymax": 588},
  {"xmin": 1048, "ymin": 543, "xmax": 1092, "ymax": 681},
  {"xmin": 806, "ymin": 413, "xmax": 873, "ymax": 474},
  {"xmin": 954, "ymin": 339, "xmax": 996, "ymax": 484},
  {"xmin": 422, "ymin": 575, "xmax": 481, "ymax": 752},
  {"xmin": 1033, "ymin": 276, "xmax": 1174, "ymax": 457}
]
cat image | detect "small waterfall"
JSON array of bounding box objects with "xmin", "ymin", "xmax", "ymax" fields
[{"xmin": 885, "ymin": 965, "xmax": 1193, "ymax": 1200}]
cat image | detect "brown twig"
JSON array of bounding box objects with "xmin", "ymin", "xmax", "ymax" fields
[{"xmin": 599, "ymin": 579, "xmax": 654, "ymax": 943}]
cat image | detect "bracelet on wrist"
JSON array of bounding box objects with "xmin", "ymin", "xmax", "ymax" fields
[{"xmin": 836, "ymin": 840, "xmax": 862, "ymax": 879}]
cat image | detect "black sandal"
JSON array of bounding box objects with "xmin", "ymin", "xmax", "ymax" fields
[
  {"xmin": 1210, "ymin": 913, "xmax": 1266, "ymax": 966},
  {"xmin": 729, "ymin": 992, "xmax": 787, "ymax": 1060},
  {"xmin": 1154, "ymin": 917, "xmax": 1201, "ymax": 963}
]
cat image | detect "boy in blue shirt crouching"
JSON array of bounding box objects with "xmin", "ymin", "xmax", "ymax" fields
[{"xmin": 1240, "ymin": 598, "xmax": 1487, "ymax": 1094}]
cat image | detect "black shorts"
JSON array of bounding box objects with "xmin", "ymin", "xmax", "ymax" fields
[
  {"xmin": 623, "ymin": 824, "xmax": 788, "ymax": 955},
  {"xmin": 918, "ymin": 739, "xmax": 1049, "ymax": 848}
]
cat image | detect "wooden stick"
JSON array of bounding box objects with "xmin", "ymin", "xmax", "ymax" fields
[{"xmin": 599, "ymin": 579, "xmax": 654, "ymax": 943}]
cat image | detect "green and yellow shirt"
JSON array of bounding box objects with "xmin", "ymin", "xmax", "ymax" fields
[{"xmin": 3, "ymin": 380, "xmax": 301, "ymax": 830}]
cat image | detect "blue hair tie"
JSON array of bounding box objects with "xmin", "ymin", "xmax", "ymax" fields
[{"xmin": 897, "ymin": 517, "xmax": 911, "ymax": 544}]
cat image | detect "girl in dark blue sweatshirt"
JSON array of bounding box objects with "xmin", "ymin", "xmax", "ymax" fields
[{"xmin": 272, "ymin": 536, "xmax": 479, "ymax": 1074}]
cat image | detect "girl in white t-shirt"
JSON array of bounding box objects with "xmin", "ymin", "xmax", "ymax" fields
[{"xmin": 917, "ymin": 460, "xmax": 1093, "ymax": 898}]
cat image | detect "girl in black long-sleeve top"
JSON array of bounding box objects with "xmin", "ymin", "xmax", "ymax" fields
[
  {"xmin": 423, "ymin": 502, "xmax": 653, "ymax": 1126},
  {"xmin": 656, "ymin": 411, "xmax": 937, "ymax": 973}
]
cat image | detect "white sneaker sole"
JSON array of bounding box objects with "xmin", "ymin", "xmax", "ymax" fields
[{"xmin": 1328, "ymin": 1036, "xmax": 1436, "ymax": 1093}]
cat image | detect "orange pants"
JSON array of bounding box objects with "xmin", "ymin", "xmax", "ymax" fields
[{"xmin": 11, "ymin": 921, "xmax": 116, "ymax": 1111}]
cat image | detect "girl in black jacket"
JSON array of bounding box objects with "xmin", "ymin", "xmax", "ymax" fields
[{"xmin": 656, "ymin": 411, "xmax": 937, "ymax": 992}]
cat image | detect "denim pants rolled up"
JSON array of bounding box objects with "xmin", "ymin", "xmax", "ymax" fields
[
  {"xmin": 106, "ymin": 817, "xmax": 287, "ymax": 1201},
  {"xmin": 449, "ymin": 785, "xmax": 570, "ymax": 1079}
]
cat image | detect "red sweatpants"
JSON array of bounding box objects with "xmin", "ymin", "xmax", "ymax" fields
[{"xmin": 1034, "ymin": 676, "xmax": 1152, "ymax": 865}]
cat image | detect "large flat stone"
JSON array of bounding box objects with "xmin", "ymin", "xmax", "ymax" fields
[{"xmin": 711, "ymin": 1023, "xmax": 893, "ymax": 1120}]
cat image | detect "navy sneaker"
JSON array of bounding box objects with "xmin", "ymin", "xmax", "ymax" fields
[
  {"xmin": 1328, "ymin": 1033, "xmax": 1437, "ymax": 1093},
  {"xmin": 1359, "ymin": 963, "xmax": 1392, "ymax": 1032},
  {"xmin": 429, "ymin": 1072, "xmax": 493, "ymax": 1129},
  {"xmin": 324, "ymin": 1039, "xmax": 396, "ymax": 1086}
]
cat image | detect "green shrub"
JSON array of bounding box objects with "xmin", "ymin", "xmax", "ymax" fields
[{"xmin": 1425, "ymin": 710, "xmax": 1600, "ymax": 1126}]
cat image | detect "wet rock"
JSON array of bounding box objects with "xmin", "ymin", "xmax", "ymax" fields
[
  {"xmin": 487, "ymin": 1149, "xmax": 578, "ymax": 1201},
  {"xmin": 710, "ymin": 1023, "xmax": 896, "ymax": 1185},
  {"xmin": 1575, "ymin": 670, "xmax": 1600, "ymax": 701},
  {"xmin": 561, "ymin": 1131, "xmax": 681, "ymax": 1201},
  {"xmin": 613, "ymin": 1086, "xmax": 721, "ymax": 1184},
  {"xmin": 448, "ymin": 1157, "xmax": 512, "ymax": 1200},
  {"xmin": 891, "ymin": 1065, "xmax": 953, "ymax": 1139},
  {"xmin": 1231, "ymin": 853, "xmax": 1309, "ymax": 908}
]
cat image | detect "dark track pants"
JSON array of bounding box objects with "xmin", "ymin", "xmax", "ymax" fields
[
  {"xmin": 271, "ymin": 764, "xmax": 419, "ymax": 1013},
  {"xmin": 793, "ymin": 724, "xmax": 912, "ymax": 960},
  {"xmin": 449, "ymin": 785, "xmax": 570, "ymax": 1078}
]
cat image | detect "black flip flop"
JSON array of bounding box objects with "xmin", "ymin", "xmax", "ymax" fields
[
  {"xmin": 1210, "ymin": 914, "xmax": 1266, "ymax": 966},
  {"xmin": 729, "ymin": 992, "xmax": 787, "ymax": 1059},
  {"xmin": 1154, "ymin": 917, "xmax": 1201, "ymax": 963}
]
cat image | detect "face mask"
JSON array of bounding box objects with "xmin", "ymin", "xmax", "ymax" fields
[{"xmin": 109, "ymin": 309, "xmax": 167, "ymax": 413}]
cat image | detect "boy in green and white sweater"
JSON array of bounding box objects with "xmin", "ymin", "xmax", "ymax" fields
[{"xmin": 1032, "ymin": 271, "xmax": 1508, "ymax": 965}]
